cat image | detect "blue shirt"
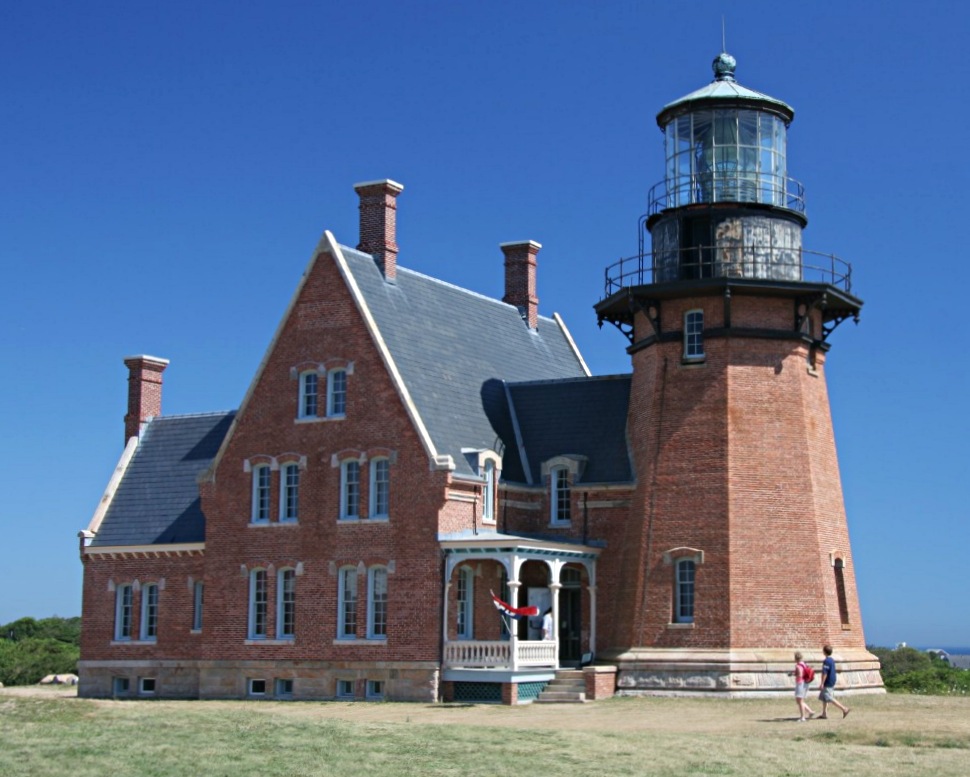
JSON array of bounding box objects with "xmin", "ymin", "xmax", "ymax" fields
[{"xmin": 822, "ymin": 656, "xmax": 837, "ymax": 687}]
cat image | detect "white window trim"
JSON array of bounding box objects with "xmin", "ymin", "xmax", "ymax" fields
[
  {"xmin": 457, "ymin": 566, "xmax": 474, "ymax": 640},
  {"xmin": 482, "ymin": 459, "xmax": 496, "ymax": 523},
  {"xmin": 339, "ymin": 459, "xmax": 361, "ymax": 520},
  {"xmin": 115, "ymin": 584, "xmax": 133, "ymax": 641},
  {"xmin": 298, "ymin": 370, "xmax": 319, "ymax": 419},
  {"xmin": 326, "ymin": 368, "xmax": 348, "ymax": 418},
  {"xmin": 683, "ymin": 309, "xmax": 705, "ymax": 361},
  {"xmin": 138, "ymin": 677, "xmax": 156, "ymax": 696},
  {"xmin": 337, "ymin": 566, "xmax": 358, "ymax": 640},
  {"xmin": 248, "ymin": 569, "xmax": 268, "ymax": 639},
  {"xmin": 367, "ymin": 566, "xmax": 388, "ymax": 640},
  {"xmin": 369, "ymin": 457, "xmax": 390, "ymax": 519},
  {"xmin": 279, "ymin": 463, "xmax": 300, "ymax": 523},
  {"xmin": 251, "ymin": 464, "xmax": 271, "ymax": 524},
  {"xmin": 276, "ymin": 568, "xmax": 296, "ymax": 640},
  {"xmin": 674, "ymin": 558, "xmax": 696, "ymax": 624},
  {"xmin": 248, "ymin": 678, "xmax": 267, "ymax": 697},
  {"xmin": 139, "ymin": 583, "xmax": 158, "ymax": 642},
  {"xmin": 550, "ymin": 466, "xmax": 571, "ymax": 525}
]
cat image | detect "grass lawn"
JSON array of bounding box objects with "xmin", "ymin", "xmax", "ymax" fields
[{"xmin": 2, "ymin": 686, "xmax": 969, "ymax": 776}]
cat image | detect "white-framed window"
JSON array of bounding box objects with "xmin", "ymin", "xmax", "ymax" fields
[
  {"xmin": 275, "ymin": 678, "xmax": 294, "ymax": 697},
  {"xmin": 457, "ymin": 566, "xmax": 473, "ymax": 640},
  {"xmin": 248, "ymin": 678, "xmax": 267, "ymax": 697},
  {"xmin": 277, "ymin": 568, "xmax": 296, "ymax": 639},
  {"xmin": 366, "ymin": 680, "xmax": 384, "ymax": 700},
  {"xmin": 674, "ymin": 558, "xmax": 696, "ymax": 623},
  {"xmin": 336, "ymin": 679, "xmax": 355, "ymax": 698},
  {"xmin": 248, "ymin": 569, "xmax": 268, "ymax": 639},
  {"xmin": 140, "ymin": 583, "xmax": 158, "ymax": 641},
  {"xmin": 192, "ymin": 581, "xmax": 204, "ymax": 631},
  {"xmin": 340, "ymin": 460, "xmax": 360, "ymax": 520},
  {"xmin": 337, "ymin": 566, "xmax": 358, "ymax": 639},
  {"xmin": 684, "ymin": 309, "xmax": 704, "ymax": 361},
  {"xmin": 298, "ymin": 371, "xmax": 319, "ymax": 418},
  {"xmin": 138, "ymin": 677, "xmax": 156, "ymax": 696},
  {"xmin": 551, "ymin": 466, "xmax": 571, "ymax": 525},
  {"xmin": 280, "ymin": 463, "xmax": 300, "ymax": 523},
  {"xmin": 251, "ymin": 464, "xmax": 271, "ymax": 524},
  {"xmin": 115, "ymin": 584, "xmax": 133, "ymax": 641},
  {"xmin": 367, "ymin": 566, "xmax": 388, "ymax": 640},
  {"xmin": 369, "ymin": 458, "xmax": 390, "ymax": 519},
  {"xmin": 482, "ymin": 459, "xmax": 496, "ymax": 523},
  {"xmin": 327, "ymin": 368, "xmax": 347, "ymax": 417}
]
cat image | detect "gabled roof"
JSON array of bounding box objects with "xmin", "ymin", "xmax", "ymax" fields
[
  {"xmin": 338, "ymin": 244, "xmax": 590, "ymax": 477},
  {"xmin": 89, "ymin": 412, "xmax": 234, "ymax": 547},
  {"xmin": 490, "ymin": 374, "xmax": 632, "ymax": 486}
]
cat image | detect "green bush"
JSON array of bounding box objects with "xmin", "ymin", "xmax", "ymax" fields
[
  {"xmin": 0, "ymin": 638, "xmax": 79, "ymax": 686},
  {"xmin": 870, "ymin": 646, "xmax": 970, "ymax": 696}
]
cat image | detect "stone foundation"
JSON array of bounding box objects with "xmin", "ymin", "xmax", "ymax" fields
[
  {"xmin": 78, "ymin": 660, "xmax": 440, "ymax": 702},
  {"xmin": 603, "ymin": 648, "xmax": 884, "ymax": 697}
]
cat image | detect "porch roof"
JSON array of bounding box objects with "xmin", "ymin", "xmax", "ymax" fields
[{"xmin": 439, "ymin": 529, "xmax": 603, "ymax": 561}]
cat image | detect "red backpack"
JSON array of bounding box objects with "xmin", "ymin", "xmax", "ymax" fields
[{"xmin": 801, "ymin": 662, "xmax": 815, "ymax": 683}]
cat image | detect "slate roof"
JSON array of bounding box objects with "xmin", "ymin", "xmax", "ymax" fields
[
  {"xmin": 493, "ymin": 375, "xmax": 633, "ymax": 485},
  {"xmin": 339, "ymin": 245, "xmax": 590, "ymax": 477},
  {"xmin": 90, "ymin": 412, "xmax": 235, "ymax": 547}
]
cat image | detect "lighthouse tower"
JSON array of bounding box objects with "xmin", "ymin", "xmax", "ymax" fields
[{"xmin": 596, "ymin": 52, "xmax": 883, "ymax": 695}]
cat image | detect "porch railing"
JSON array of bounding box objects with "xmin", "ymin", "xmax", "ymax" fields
[{"xmin": 443, "ymin": 640, "xmax": 557, "ymax": 669}]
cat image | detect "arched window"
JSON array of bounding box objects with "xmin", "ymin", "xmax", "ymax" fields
[
  {"xmin": 248, "ymin": 569, "xmax": 268, "ymax": 639},
  {"xmin": 674, "ymin": 559, "xmax": 695, "ymax": 623},
  {"xmin": 277, "ymin": 568, "xmax": 296, "ymax": 639},
  {"xmin": 367, "ymin": 566, "xmax": 388, "ymax": 640},
  {"xmin": 457, "ymin": 566, "xmax": 474, "ymax": 640},
  {"xmin": 337, "ymin": 566, "xmax": 358, "ymax": 639}
]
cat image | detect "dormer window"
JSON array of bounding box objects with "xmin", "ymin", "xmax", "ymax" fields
[
  {"xmin": 551, "ymin": 466, "xmax": 571, "ymax": 525},
  {"xmin": 482, "ymin": 459, "xmax": 496, "ymax": 523}
]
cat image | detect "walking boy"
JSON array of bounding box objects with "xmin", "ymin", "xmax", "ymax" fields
[{"xmin": 818, "ymin": 644, "xmax": 850, "ymax": 719}]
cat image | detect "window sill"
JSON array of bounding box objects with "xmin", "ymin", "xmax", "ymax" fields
[
  {"xmin": 249, "ymin": 520, "xmax": 300, "ymax": 527},
  {"xmin": 681, "ymin": 358, "xmax": 706, "ymax": 367},
  {"xmin": 666, "ymin": 622, "xmax": 695, "ymax": 630},
  {"xmin": 295, "ymin": 415, "xmax": 345, "ymax": 424},
  {"xmin": 337, "ymin": 517, "xmax": 390, "ymax": 524},
  {"xmin": 110, "ymin": 639, "xmax": 156, "ymax": 646},
  {"xmin": 332, "ymin": 638, "xmax": 387, "ymax": 646},
  {"xmin": 245, "ymin": 638, "xmax": 296, "ymax": 646},
  {"xmin": 549, "ymin": 521, "xmax": 571, "ymax": 529}
]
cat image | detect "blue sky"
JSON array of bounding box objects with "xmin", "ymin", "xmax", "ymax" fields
[{"xmin": 2, "ymin": 1, "xmax": 967, "ymax": 648}]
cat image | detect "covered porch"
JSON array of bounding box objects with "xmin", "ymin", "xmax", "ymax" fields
[{"xmin": 439, "ymin": 532, "xmax": 602, "ymax": 678}]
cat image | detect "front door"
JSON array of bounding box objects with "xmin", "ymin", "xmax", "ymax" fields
[{"xmin": 558, "ymin": 586, "xmax": 582, "ymax": 664}]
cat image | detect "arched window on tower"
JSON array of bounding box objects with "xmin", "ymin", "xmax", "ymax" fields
[{"xmin": 834, "ymin": 557, "xmax": 850, "ymax": 627}]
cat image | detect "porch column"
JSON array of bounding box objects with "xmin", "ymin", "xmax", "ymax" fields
[
  {"xmin": 550, "ymin": 582, "xmax": 562, "ymax": 668},
  {"xmin": 588, "ymin": 584, "xmax": 597, "ymax": 655},
  {"xmin": 442, "ymin": 578, "xmax": 451, "ymax": 650},
  {"xmin": 508, "ymin": 579, "xmax": 521, "ymax": 671}
]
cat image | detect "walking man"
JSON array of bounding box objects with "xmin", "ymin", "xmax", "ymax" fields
[{"xmin": 818, "ymin": 644, "xmax": 850, "ymax": 719}]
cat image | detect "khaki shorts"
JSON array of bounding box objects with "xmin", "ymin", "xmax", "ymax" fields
[{"xmin": 819, "ymin": 686, "xmax": 835, "ymax": 702}]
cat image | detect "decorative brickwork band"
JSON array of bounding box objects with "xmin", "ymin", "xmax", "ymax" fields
[
  {"xmin": 123, "ymin": 355, "xmax": 169, "ymax": 444},
  {"xmin": 354, "ymin": 179, "xmax": 404, "ymax": 281},
  {"xmin": 500, "ymin": 241, "xmax": 541, "ymax": 329}
]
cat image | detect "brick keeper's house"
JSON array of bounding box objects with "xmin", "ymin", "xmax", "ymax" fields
[{"xmin": 78, "ymin": 52, "xmax": 884, "ymax": 703}]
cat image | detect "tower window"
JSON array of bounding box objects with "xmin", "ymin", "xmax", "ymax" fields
[
  {"xmin": 684, "ymin": 310, "xmax": 704, "ymax": 361},
  {"xmin": 674, "ymin": 559, "xmax": 695, "ymax": 623},
  {"xmin": 551, "ymin": 466, "xmax": 571, "ymax": 525},
  {"xmin": 834, "ymin": 558, "xmax": 850, "ymax": 627}
]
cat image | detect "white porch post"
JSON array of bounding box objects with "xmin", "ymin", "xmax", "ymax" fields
[
  {"xmin": 587, "ymin": 561, "xmax": 597, "ymax": 657},
  {"xmin": 508, "ymin": 579, "xmax": 521, "ymax": 671},
  {"xmin": 442, "ymin": 578, "xmax": 451, "ymax": 650},
  {"xmin": 550, "ymin": 582, "xmax": 562, "ymax": 668}
]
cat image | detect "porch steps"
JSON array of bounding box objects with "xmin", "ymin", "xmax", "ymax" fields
[{"xmin": 535, "ymin": 669, "xmax": 586, "ymax": 703}]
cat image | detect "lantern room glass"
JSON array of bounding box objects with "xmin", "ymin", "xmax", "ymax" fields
[{"xmin": 664, "ymin": 110, "xmax": 788, "ymax": 207}]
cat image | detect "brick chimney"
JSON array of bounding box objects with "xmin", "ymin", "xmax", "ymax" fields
[
  {"xmin": 123, "ymin": 355, "xmax": 169, "ymax": 444},
  {"xmin": 354, "ymin": 179, "xmax": 404, "ymax": 281},
  {"xmin": 501, "ymin": 241, "xmax": 541, "ymax": 329}
]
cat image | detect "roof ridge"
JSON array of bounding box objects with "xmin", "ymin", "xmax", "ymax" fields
[
  {"xmin": 150, "ymin": 410, "xmax": 237, "ymax": 421},
  {"xmin": 338, "ymin": 242, "xmax": 562, "ymax": 323}
]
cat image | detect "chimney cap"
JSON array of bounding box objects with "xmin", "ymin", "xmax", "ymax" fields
[
  {"xmin": 353, "ymin": 179, "xmax": 404, "ymax": 194},
  {"xmin": 123, "ymin": 354, "xmax": 170, "ymax": 366},
  {"xmin": 499, "ymin": 240, "xmax": 542, "ymax": 251}
]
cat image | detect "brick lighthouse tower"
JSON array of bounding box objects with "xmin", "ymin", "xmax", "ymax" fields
[{"xmin": 595, "ymin": 51, "xmax": 883, "ymax": 695}]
